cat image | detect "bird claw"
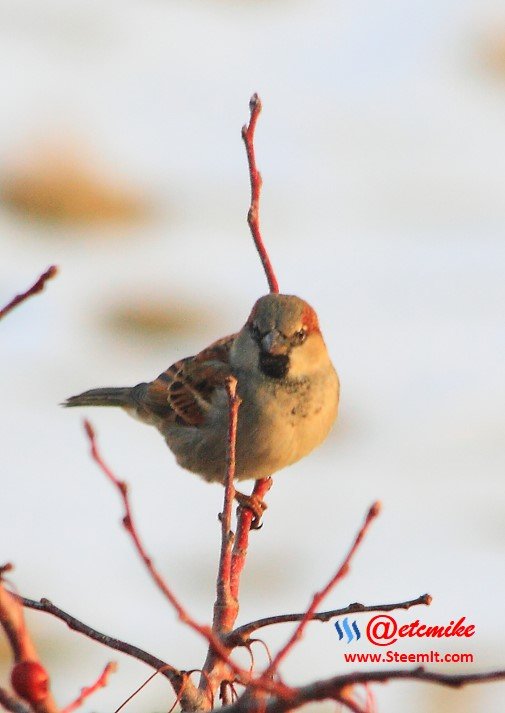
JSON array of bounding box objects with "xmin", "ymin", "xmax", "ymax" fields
[{"xmin": 234, "ymin": 491, "xmax": 268, "ymax": 529}]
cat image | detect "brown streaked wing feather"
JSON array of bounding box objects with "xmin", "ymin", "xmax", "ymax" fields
[
  {"xmin": 193, "ymin": 334, "xmax": 236, "ymax": 365},
  {"xmin": 143, "ymin": 334, "xmax": 236, "ymax": 427}
]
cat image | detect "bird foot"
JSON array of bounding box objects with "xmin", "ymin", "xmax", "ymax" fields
[{"xmin": 234, "ymin": 490, "xmax": 268, "ymax": 529}]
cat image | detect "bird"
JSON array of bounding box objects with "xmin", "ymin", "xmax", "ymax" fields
[{"xmin": 64, "ymin": 293, "xmax": 339, "ymax": 512}]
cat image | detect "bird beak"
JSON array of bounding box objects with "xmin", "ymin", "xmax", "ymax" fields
[{"xmin": 261, "ymin": 330, "xmax": 289, "ymax": 355}]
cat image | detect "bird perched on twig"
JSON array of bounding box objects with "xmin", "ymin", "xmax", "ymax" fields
[{"xmin": 65, "ymin": 293, "xmax": 339, "ymax": 508}]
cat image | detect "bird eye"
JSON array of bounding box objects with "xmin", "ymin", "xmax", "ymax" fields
[
  {"xmin": 294, "ymin": 327, "xmax": 307, "ymax": 344},
  {"xmin": 249, "ymin": 323, "xmax": 261, "ymax": 341}
]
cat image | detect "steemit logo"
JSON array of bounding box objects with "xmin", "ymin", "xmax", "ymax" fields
[
  {"xmin": 334, "ymin": 617, "xmax": 361, "ymax": 643},
  {"xmin": 334, "ymin": 614, "xmax": 475, "ymax": 646}
]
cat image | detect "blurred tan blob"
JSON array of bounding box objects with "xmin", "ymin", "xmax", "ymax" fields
[
  {"xmin": 479, "ymin": 28, "xmax": 505, "ymax": 79},
  {"xmin": 1, "ymin": 139, "xmax": 148, "ymax": 225},
  {"xmin": 102, "ymin": 297, "xmax": 216, "ymax": 340},
  {"xmin": 421, "ymin": 682, "xmax": 481, "ymax": 713}
]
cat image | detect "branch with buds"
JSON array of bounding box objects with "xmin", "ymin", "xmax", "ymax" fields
[{"xmin": 242, "ymin": 94, "xmax": 279, "ymax": 294}]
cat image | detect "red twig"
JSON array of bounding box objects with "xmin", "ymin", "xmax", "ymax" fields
[
  {"xmin": 249, "ymin": 639, "xmax": 272, "ymax": 667},
  {"xmin": 112, "ymin": 666, "xmax": 179, "ymax": 713},
  {"xmin": 230, "ymin": 477, "xmax": 272, "ymax": 601},
  {"xmin": 62, "ymin": 662, "xmax": 117, "ymax": 713},
  {"xmin": 265, "ymin": 502, "xmax": 381, "ymax": 676},
  {"xmin": 113, "ymin": 671, "xmax": 159, "ymax": 713},
  {"xmin": 220, "ymin": 680, "xmax": 238, "ymax": 707},
  {"xmin": 199, "ymin": 377, "xmax": 246, "ymax": 703},
  {"xmin": 364, "ymin": 683, "xmax": 377, "ymax": 713},
  {"xmin": 214, "ymin": 377, "xmax": 241, "ymax": 634},
  {"xmin": 336, "ymin": 683, "xmax": 373, "ymax": 713},
  {"xmin": 83, "ymin": 421, "xmax": 245, "ymax": 681},
  {"xmin": 0, "ymin": 581, "xmax": 58, "ymax": 713},
  {"xmin": 0, "ymin": 266, "xmax": 57, "ymax": 321},
  {"xmin": 242, "ymin": 94, "xmax": 279, "ymax": 294},
  {"xmin": 165, "ymin": 674, "xmax": 191, "ymax": 713},
  {"xmin": 337, "ymin": 689, "xmax": 367, "ymax": 713}
]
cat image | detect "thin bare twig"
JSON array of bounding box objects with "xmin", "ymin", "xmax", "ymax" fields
[
  {"xmin": 83, "ymin": 421, "xmax": 247, "ymax": 683},
  {"xmin": 248, "ymin": 639, "xmax": 272, "ymax": 667},
  {"xmin": 220, "ymin": 667, "xmax": 505, "ymax": 713},
  {"xmin": 219, "ymin": 681, "xmax": 231, "ymax": 707},
  {"xmin": 199, "ymin": 377, "xmax": 242, "ymax": 702},
  {"xmin": 242, "ymin": 94, "xmax": 279, "ymax": 294},
  {"xmin": 164, "ymin": 674, "xmax": 192, "ymax": 713},
  {"xmin": 112, "ymin": 666, "xmax": 180, "ymax": 713},
  {"xmin": 113, "ymin": 671, "xmax": 159, "ymax": 713},
  {"xmin": 0, "ymin": 687, "xmax": 31, "ymax": 713},
  {"xmin": 0, "ymin": 583, "xmax": 31, "ymax": 663},
  {"xmin": 67, "ymin": 421, "xmax": 279, "ymax": 696},
  {"xmin": 336, "ymin": 690, "xmax": 367, "ymax": 713},
  {"xmin": 226, "ymin": 593, "xmax": 431, "ymax": 645},
  {"xmin": 196, "ymin": 388, "xmax": 277, "ymax": 709},
  {"xmin": 0, "ymin": 266, "xmax": 57, "ymax": 321},
  {"xmin": 230, "ymin": 478, "xmax": 272, "ymax": 602},
  {"xmin": 199, "ymin": 385, "xmax": 275, "ymax": 704},
  {"xmin": 265, "ymin": 502, "xmax": 381, "ymax": 676},
  {"xmin": 19, "ymin": 596, "xmax": 204, "ymax": 710},
  {"xmin": 364, "ymin": 683, "xmax": 377, "ymax": 713},
  {"xmin": 214, "ymin": 377, "xmax": 241, "ymax": 635},
  {"xmin": 61, "ymin": 662, "xmax": 117, "ymax": 713}
]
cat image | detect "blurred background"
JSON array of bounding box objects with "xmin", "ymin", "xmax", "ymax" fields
[{"xmin": 1, "ymin": 0, "xmax": 505, "ymax": 711}]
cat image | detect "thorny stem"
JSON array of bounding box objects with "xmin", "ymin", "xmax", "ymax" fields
[{"xmin": 242, "ymin": 93, "xmax": 279, "ymax": 294}]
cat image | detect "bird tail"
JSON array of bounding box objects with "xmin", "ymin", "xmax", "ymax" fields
[{"xmin": 63, "ymin": 387, "xmax": 133, "ymax": 408}]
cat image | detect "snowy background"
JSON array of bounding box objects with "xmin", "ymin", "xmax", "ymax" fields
[{"xmin": 1, "ymin": 1, "xmax": 505, "ymax": 711}]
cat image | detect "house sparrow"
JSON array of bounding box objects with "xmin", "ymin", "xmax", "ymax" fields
[{"xmin": 65, "ymin": 294, "xmax": 339, "ymax": 486}]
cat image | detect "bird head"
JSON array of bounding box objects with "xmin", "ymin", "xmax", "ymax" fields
[{"xmin": 233, "ymin": 294, "xmax": 330, "ymax": 380}]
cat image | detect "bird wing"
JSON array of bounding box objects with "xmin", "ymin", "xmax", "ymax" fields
[{"xmin": 142, "ymin": 334, "xmax": 236, "ymax": 427}]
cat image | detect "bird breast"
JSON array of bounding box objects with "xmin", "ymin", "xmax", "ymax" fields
[{"xmin": 163, "ymin": 366, "xmax": 339, "ymax": 483}]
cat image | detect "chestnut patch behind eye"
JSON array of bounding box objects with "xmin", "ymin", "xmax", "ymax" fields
[
  {"xmin": 300, "ymin": 304, "xmax": 319, "ymax": 333},
  {"xmin": 259, "ymin": 352, "xmax": 289, "ymax": 379}
]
